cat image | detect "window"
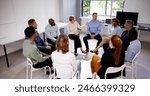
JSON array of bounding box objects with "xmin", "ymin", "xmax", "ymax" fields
[{"xmin": 82, "ymin": 0, "xmax": 125, "ymax": 17}]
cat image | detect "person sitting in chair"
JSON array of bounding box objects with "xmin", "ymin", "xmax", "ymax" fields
[
  {"xmin": 28, "ymin": 19, "xmax": 52, "ymax": 55},
  {"xmin": 91, "ymin": 35, "xmax": 123, "ymax": 79},
  {"xmin": 45, "ymin": 18, "xmax": 60, "ymax": 51},
  {"xmin": 90, "ymin": 18, "xmax": 122, "ymax": 53},
  {"xmin": 67, "ymin": 16, "xmax": 84, "ymax": 56},
  {"xmin": 83, "ymin": 12, "xmax": 103, "ymax": 53},
  {"xmin": 125, "ymin": 29, "xmax": 141, "ymax": 63},
  {"xmin": 23, "ymin": 26, "xmax": 53, "ymax": 75}
]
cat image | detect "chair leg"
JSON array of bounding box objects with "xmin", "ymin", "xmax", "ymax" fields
[
  {"xmin": 132, "ymin": 65, "xmax": 136, "ymax": 79},
  {"xmin": 121, "ymin": 70, "xmax": 123, "ymax": 79},
  {"xmin": 26, "ymin": 64, "xmax": 28, "ymax": 79},
  {"xmin": 31, "ymin": 67, "xmax": 32, "ymax": 79}
]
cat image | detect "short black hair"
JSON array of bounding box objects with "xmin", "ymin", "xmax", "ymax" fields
[
  {"xmin": 24, "ymin": 26, "xmax": 36, "ymax": 38},
  {"xmin": 28, "ymin": 19, "xmax": 35, "ymax": 26},
  {"xmin": 128, "ymin": 29, "xmax": 138, "ymax": 41}
]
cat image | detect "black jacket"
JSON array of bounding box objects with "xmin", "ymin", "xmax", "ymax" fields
[{"xmin": 97, "ymin": 48, "xmax": 123, "ymax": 79}]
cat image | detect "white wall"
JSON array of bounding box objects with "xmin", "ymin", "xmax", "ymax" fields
[
  {"xmin": 124, "ymin": 0, "xmax": 150, "ymax": 24},
  {"xmin": 59, "ymin": 0, "xmax": 76, "ymax": 22},
  {"xmin": 0, "ymin": 0, "xmax": 59, "ymax": 56}
]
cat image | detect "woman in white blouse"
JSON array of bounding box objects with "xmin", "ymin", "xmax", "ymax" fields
[
  {"xmin": 91, "ymin": 18, "xmax": 123, "ymax": 53},
  {"xmin": 51, "ymin": 34, "xmax": 80, "ymax": 79},
  {"xmin": 45, "ymin": 18, "xmax": 60, "ymax": 49},
  {"xmin": 67, "ymin": 16, "xmax": 84, "ymax": 56}
]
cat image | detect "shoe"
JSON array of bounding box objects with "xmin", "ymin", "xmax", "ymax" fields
[
  {"xmin": 74, "ymin": 53, "xmax": 78, "ymax": 56},
  {"xmin": 81, "ymin": 50, "xmax": 86, "ymax": 54},
  {"xmin": 82, "ymin": 49, "xmax": 89, "ymax": 54},
  {"xmin": 86, "ymin": 49, "xmax": 89, "ymax": 53},
  {"xmin": 90, "ymin": 50, "xmax": 98, "ymax": 55},
  {"xmin": 87, "ymin": 77, "xmax": 92, "ymax": 79}
]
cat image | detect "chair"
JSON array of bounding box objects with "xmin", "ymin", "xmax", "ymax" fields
[
  {"xmin": 125, "ymin": 51, "xmax": 141, "ymax": 79},
  {"xmin": 26, "ymin": 58, "xmax": 51, "ymax": 79},
  {"xmin": 69, "ymin": 39, "xmax": 74, "ymax": 52},
  {"xmin": 53, "ymin": 62, "xmax": 79, "ymax": 79},
  {"xmin": 105, "ymin": 64, "xmax": 126, "ymax": 79}
]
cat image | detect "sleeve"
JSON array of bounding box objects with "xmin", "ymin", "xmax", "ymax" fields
[
  {"xmin": 67, "ymin": 23, "xmax": 71, "ymax": 34},
  {"xmin": 76, "ymin": 21, "xmax": 82, "ymax": 30},
  {"xmin": 31, "ymin": 48, "xmax": 47, "ymax": 62},
  {"xmin": 86, "ymin": 21, "xmax": 91, "ymax": 35},
  {"xmin": 96, "ymin": 22, "xmax": 102, "ymax": 35},
  {"xmin": 100, "ymin": 52, "xmax": 108, "ymax": 66},
  {"xmin": 100, "ymin": 51, "xmax": 114, "ymax": 67},
  {"xmin": 125, "ymin": 45, "xmax": 134, "ymax": 62},
  {"xmin": 116, "ymin": 27, "xmax": 123, "ymax": 36},
  {"xmin": 35, "ymin": 36, "xmax": 46, "ymax": 49},
  {"xmin": 45, "ymin": 25, "xmax": 56, "ymax": 41},
  {"xmin": 37, "ymin": 45, "xmax": 46, "ymax": 49}
]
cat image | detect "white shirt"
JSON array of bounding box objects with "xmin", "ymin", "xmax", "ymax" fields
[
  {"xmin": 125, "ymin": 39, "xmax": 141, "ymax": 62},
  {"xmin": 67, "ymin": 21, "xmax": 81, "ymax": 35},
  {"xmin": 45, "ymin": 24, "xmax": 60, "ymax": 41},
  {"xmin": 51, "ymin": 50, "xmax": 77, "ymax": 79},
  {"xmin": 108, "ymin": 25, "xmax": 123, "ymax": 36}
]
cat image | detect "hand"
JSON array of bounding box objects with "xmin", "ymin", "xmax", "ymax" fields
[
  {"xmin": 46, "ymin": 46, "xmax": 51, "ymax": 50},
  {"xmin": 90, "ymin": 34, "xmax": 96, "ymax": 39}
]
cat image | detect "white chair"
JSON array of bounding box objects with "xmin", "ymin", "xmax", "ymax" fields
[
  {"xmin": 105, "ymin": 64, "xmax": 126, "ymax": 79},
  {"xmin": 80, "ymin": 59, "xmax": 93, "ymax": 79},
  {"xmin": 26, "ymin": 58, "xmax": 51, "ymax": 79},
  {"xmin": 125, "ymin": 51, "xmax": 141, "ymax": 79},
  {"xmin": 53, "ymin": 62, "xmax": 79, "ymax": 79},
  {"xmin": 69, "ymin": 39, "xmax": 74, "ymax": 52}
]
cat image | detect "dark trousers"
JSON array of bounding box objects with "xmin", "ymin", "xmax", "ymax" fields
[
  {"xmin": 47, "ymin": 38, "xmax": 56, "ymax": 47},
  {"xmin": 83, "ymin": 34, "xmax": 102, "ymax": 49},
  {"xmin": 47, "ymin": 37, "xmax": 57, "ymax": 51},
  {"xmin": 103, "ymin": 43, "xmax": 109, "ymax": 52},
  {"xmin": 33, "ymin": 58, "xmax": 53, "ymax": 68},
  {"xmin": 69, "ymin": 34, "xmax": 82, "ymax": 53},
  {"xmin": 38, "ymin": 47, "xmax": 52, "ymax": 55}
]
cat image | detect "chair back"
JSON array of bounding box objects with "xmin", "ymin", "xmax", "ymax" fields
[
  {"xmin": 105, "ymin": 64, "xmax": 126, "ymax": 79},
  {"xmin": 132, "ymin": 51, "xmax": 141, "ymax": 64},
  {"xmin": 27, "ymin": 58, "xmax": 33, "ymax": 65},
  {"xmin": 53, "ymin": 62, "xmax": 74, "ymax": 79}
]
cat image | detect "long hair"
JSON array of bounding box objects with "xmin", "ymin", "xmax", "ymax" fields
[
  {"xmin": 56, "ymin": 34, "xmax": 69, "ymax": 54},
  {"xmin": 111, "ymin": 35, "xmax": 123, "ymax": 65}
]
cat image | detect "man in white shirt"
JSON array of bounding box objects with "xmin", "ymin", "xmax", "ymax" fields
[{"xmin": 45, "ymin": 18, "xmax": 60, "ymax": 50}]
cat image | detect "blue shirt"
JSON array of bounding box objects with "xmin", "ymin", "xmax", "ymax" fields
[
  {"xmin": 87, "ymin": 20, "xmax": 102, "ymax": 35},
  {"xmin": 35, "ymin": 35, "xmax": 46, "ymax": 49},
  {"xmin": 125, "ymin": 39, "xmax": 141, "ymax": 62}
]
